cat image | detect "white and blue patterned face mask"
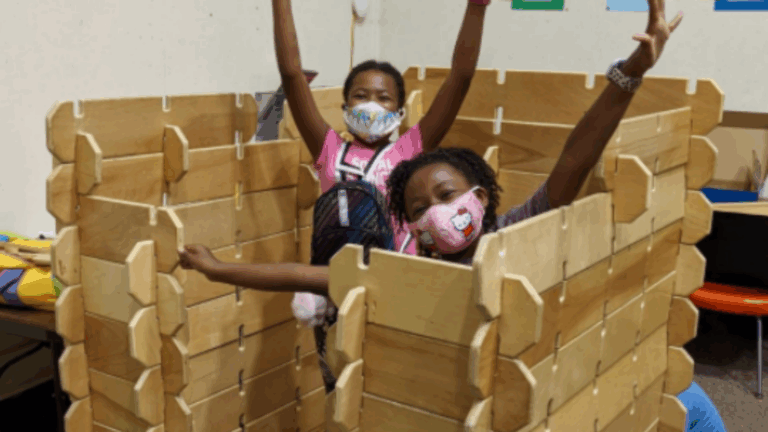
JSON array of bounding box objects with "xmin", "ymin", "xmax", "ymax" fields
[{"xmin": 343, "ymin": 101, "xmax": 405, "ymax": 143}]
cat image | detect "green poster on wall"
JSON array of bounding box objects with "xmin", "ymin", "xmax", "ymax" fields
[{"xmin": 511, "ymin": 0, "xmax": 565, "ymax": 10}]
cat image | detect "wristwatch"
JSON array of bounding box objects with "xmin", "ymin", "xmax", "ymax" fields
[{"xmin": 606, "ymin": 59, "xmax": 642, "ymax": 93}]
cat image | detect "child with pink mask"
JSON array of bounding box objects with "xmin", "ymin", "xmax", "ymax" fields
[
  {"xmin": 183, "ymin": 0, "xmax": 682, "ymax": 396},
  {"xmin": 272, "ymin": 0, "xmax": 491, "ymax": 328}
]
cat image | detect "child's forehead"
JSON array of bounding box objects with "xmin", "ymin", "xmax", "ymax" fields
[{"xmin": 351, "ymin": 70, "xmax": 396, "ymax": 90}]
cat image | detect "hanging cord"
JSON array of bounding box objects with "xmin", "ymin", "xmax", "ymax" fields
[{"xmin": 350, "ymin": 9, "xmax": 357, "ymax": 71}]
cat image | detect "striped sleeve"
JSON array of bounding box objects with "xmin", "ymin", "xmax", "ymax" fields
[{"xmin": 496, "ymin": 181, "xmax": 552, "ymax": 230}]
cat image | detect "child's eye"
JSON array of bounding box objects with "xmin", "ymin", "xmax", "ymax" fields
[{"xmin": 440, "ymin": 191, "xmax": 454, "ymax": 201}]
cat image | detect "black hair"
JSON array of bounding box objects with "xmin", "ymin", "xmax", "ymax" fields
[
  {"xmin": 386, "ymin": 147, "xmax": 502, "ymax": 234},
  {"xmin": 343, "ymin": 60, "xmax": 406, "ymax": 109}
]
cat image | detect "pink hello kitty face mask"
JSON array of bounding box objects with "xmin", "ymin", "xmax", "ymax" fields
[{"xmin": 402, "ymin": 186, "xmax": 485, "ymax": 255}]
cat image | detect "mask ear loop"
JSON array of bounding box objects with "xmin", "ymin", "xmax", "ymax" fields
[{"xmin": 398, "ymin": 232, "xmax": 413, "ymax": 254}]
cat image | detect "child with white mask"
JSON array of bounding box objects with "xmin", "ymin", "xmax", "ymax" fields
[{"xmin": 271, "ymin": 0, "xmax": 492, "ymax": 328}]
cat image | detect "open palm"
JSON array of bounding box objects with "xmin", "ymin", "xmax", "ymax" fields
[{"xmin": 631, "ymin": 0, "xmax": 683, "ymax": 73}]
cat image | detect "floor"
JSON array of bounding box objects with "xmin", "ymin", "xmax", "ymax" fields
[{"xmin": 685, "ymin": 309, "xmax": 767, "ymax": 432}]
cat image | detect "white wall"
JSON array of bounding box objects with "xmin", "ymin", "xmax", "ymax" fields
[{"xmin": 1, "ymin": 0, "xmax": 766, "ymax": 237}]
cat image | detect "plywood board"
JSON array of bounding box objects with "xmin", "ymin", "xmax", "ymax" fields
[
  {"xmin": 182, "ymin": 288, "xmax": 294, "ymax": 356},
  {"xmin": 681, "ymin": 191, "xmax": 713, "ymax": 245},
  {"xmin": 646, "ymin": 221, "xmax": 682, "ymax": 287},
  {"xmin": 497, "ymin": 170, "xmax": 549, "ymax": 213},
  {"xmin": 605, "ymin": 236, "xmax": 649, "ymax": 315},
  {"xmin": 640, "ymin": 271, "xmax": 675, "ymax": 341},
  {"xmin": 46, "ymin": 164, "xmax": 77, "ymax": 224},
  {"xmin": 686, "ymin": 136, "xmax": 717, "ymax": 190},
  {"xmin": 668, "ymin": 297, "xmax": 698, "ymax": 347},
  {"xmin": 635, "ymin": 325, "xmax": 668, "ymax": 394},
  {"xmin": 51, "ymin": 226, "xmax": 81, "ymax": 287},
  {"xmin": 558, "ymin": 258, "xmax": 609, "ymax": 346},
  {"xmin": 498, "ymin": 275, "xmax": 544, "ymax": 358},
  {"xmin": 167, "ymin": 140, "xmax": 299, "ymax": 205},
  {"xmin": 546, "ymin": 379, "xmax": 598, "ymax": 432},
  {"xmin": 89, "ymin": 367, "xmax": 164, "ymax": 425},
  {"xmin": 493, "ymin": 355, "xmax": 552, "ymax": 432},
  {"xmin": 360, "ymin": 394, "xmax": 464, "ymax": 432},
  {"xmin": 651, "ymin": 168, "xmax": 687, "ymax": 231},
  {"xmin": 90, "ymin": 390, "xmax": 154, "ymax": 432},
  {"xmin": 46, "ymin": 93, "xmax": 257, "ymax": 163},
  {"xmin": 550, "ymin": 322, "xmax": 602, "ymax": 412},
  {"xmin": 84, "ymin": 313, "xmax": 147, "ymax": 382},
  {"xmin": 235, "ymin": 188, "xmax": 298, "ymax": 243},
  {"xmin": 81, "ymin": 256, "xmax": 144, "ymax": 323},
  {"xmin": 563, "ymin": 193, "xmax": 613, "ymax": 278},
  {"xmin": 89, "ymin": 154, "xmax": 164, "ymax": 206},
  {"xmin": 362, "ymin": 323, "xmax": 475, "ymax": 421},
  {"xmin": 328, "ymin": 247, "xmax": 486, "ymax": 347},
  {"xmin": 498, "ymin": 208, "xmax": 565, "ymax": 294},
  {"xmin": 180, "ymin": 319, "xmax": 315, "ymax": 404},
  {"xmin": 601, "ymin": 293, "xmax": 643, "ymax": 373},
  {"xmin": 518, "ymin": 284, "xmax": 563, "ymax": 368},
  {"xmin": 56, "ymin": 284, "xmax": 85, "ymax": 344},
  {"xmin": 172, "ymin": 230, "xmax": 297, "ymax": 307}
]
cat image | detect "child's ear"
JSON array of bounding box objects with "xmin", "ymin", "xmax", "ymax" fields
[{"xmin": 474, "ymin": 187, "xmax": 489, "ymax": 208}]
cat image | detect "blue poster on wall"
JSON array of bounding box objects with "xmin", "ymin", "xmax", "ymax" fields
[
  {"xmin": 607, "ymin": 0, "xmax": 648, "ymax": 11},
  {"xmin": 715, "ymin": 0, "xmax": 768, "ymax": 10}
]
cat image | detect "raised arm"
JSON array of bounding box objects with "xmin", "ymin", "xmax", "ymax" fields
[
  {"xmin": 273, "ymin": 0, "xmax": 330, "ymax": 161},
  {"xmin": 179, "ymin": 245, "xmax": 329, "ymax": 296},
  {"xmin": 546, "ymin": 0, "xmax": 683, "ymax": 208},
  {"xmin": 418, "ymin": 1, "xmax": 489, "ymax": 151}
]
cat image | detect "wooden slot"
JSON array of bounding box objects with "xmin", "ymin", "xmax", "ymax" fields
[
  {"xmin": 55, "ymin": 284, "xmax": 85, "ymax": 344},
  {"xmin": 51, "ymin": 225, "xmax": 81, "ymax": 286},
  {"xmin": 681, "ymin": 191, "xmax": 713, "ymax": 245},
  {"xmin": 600, "ymin": 293, "xmax": 643, "ymax": 374},
  {"xmin": 183, "ymin": 288, "xmax": 293, "ymax": 357},
  {"xmin": 597, "ymin": 347, "xmax": 637, "ymax": 428},
  {"xmin": 335, "ymin": 287, "xmax": 366, "ymax": 365},
  {"xmin": 675, "ymin": 245, "xmax": 706, "ymax": 297},
  {"xmin": 332, "ymin": 359, "xmax": 364, "ymax": 431},
  {"xmin": 613, "ymin": 155, "xmax": 653, "ymax": 223},
  {"xmin": 156, "ymin": 273, "xmax": 186, "ymax": 336},
  {"xmin": 483, "ymin": 146, "xmax": 499, "ymax": 175},
  {"xmin": 550, "ymin": 322, "xmax": 602, "ymax": 412},
  {"xmin": 668, "ymin": 297, "xmax": 699, "ymax": 347},
  {"xmin": 163, "ymin": 125, "xmax": 190, "ymax": 183},
  {"xmin": 167, "ymin": 139, "xmax": 299, "ymax": 205},
  {"xmin": 128, "ymin": 306, "xmax": 162, "ymax": 367},
  {"xmin": 76, "ymin": 133, "xmax": 104, "ymax": 195},
  {"xmin": 640, "ymin": 271, "xmax": 675, "ymax": 341},
  {"xmin": 175, "ymin": 231, "xmax": 297, "ymax": 307},
  {"xmin": 635, "ymin": 325, "xmax": 669, "ymax": 394},
  {"xmin": 360, "ymin": 393, "xmax": 464, "ymax": 432},
  {"xmin": 329, "ymin": 246, "xmax": 486, "ymax": 347},
  {"xmin": 665, "ymin": 347, "xmax": 694, "ymax": 395},
  {"xmin": 498, "ymin": 275, "xmax": 543, "ymax": 358},
  {"xmin": 498, "ymin": 208, "xmax": 565, "ymax": 294},
  {"xmin": 601, "ymin": 375, "xmax": 664, "ymax": 432},
  {"xmin": 89, "ymin": 367, "xmax": 164, "ymax": 425},
  {"xmin": 464, "ymin": 397, "xmax": 493, "ymax": 432},
  {"xmin": 180, "ymin": 319, "xmax": 314, "ymax": 404},
  {"xmin": 546, "ymin": 379, "xmax": 599, "ymax": 432},
  {"xmin": 65, "ymin": 397, "xmax": 94, "ymax": 432},
  {"xmin": 472, "ymin": 233, "xmax": 502, "ymax": 319},
  {"xmin": 606, "ymin": 237, "xmax": 649, "ymax": 314},
  {"xmin": 166, "ymin": 93, "xmax": 259, "ymax": 150},
  {"xmin": 47, "ymin": 164, "xmax": 76, "ymax": 224},
  {"xmin": 491, "ymin": 356, "xmax": 542, "ymax": 432},
  {"xmin": 363, "ymin": 323, "xmax": 475, "ymax": 421},
  {"xmin": 85, "ymin": 312, "xmax": 147, "ymax": 381},
  {"xmin": 160, "ymin": 335, "xmax": 190, "ymax": 395},
  {"xmin": 686, "ymin": 136, "xmax": 718, "ymax": 190},
  {"xmin": 89, "ymin": 154, "xmax": 164, "ymax": 206},
  {"xmin": 564, "ymin": 193, "xmax": 613, "ymax": 278},
  {"xmin": 298, "ymin": 164, "xmax": 321, "ymax": 211},
  {"xmin": 658, "ymin": 394, "xmax": 687, "ymax": 432},
  {"xmin": 59, "ymin": 343, "xmax": 90, "ymax": 400},
  {"xmin": 469, "ymin": 320, "xmax": 499, "ymax": 400},
  {"xmin": 496, "ymin": 170, "xmax": 549, "ymax": 213}
]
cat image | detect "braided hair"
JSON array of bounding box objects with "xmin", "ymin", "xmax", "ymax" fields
[
  {"xmin": 343, "ymin": 60, "xmax": 406, "ymax": 109},
  {"xmin": 386, "ymin": 147, "xmax": 502, "ymax": 235}
]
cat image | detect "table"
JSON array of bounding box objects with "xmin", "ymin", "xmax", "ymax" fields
[{"xmin": 0, "ymin": 305, "xmax": 68, "ymax": 432}]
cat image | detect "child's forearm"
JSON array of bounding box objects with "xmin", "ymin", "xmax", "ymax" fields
[
  {"xmin": 272, "ymin": 0, "xmax": 303, "ymax": 77},
  {"xmin": 450, "ymin": 2, "xmax": 488, "ymax": 78},
  {"xmin": 205, "ymin": 262, "xmax": 329, "ymax": 296}
]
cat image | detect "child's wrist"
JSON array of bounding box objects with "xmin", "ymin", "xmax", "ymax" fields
[{"xmin": 469, "ymin": 0, "xmax": 491, "ymax": 5}]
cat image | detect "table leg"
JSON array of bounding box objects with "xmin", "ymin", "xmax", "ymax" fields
[
  {"xmin": 49, "ymin": 335, "xmax": 68, "ymax": 432},
  {"xmin": 758, "ymin": 316, "xmax": 763, "ymax": 399}
]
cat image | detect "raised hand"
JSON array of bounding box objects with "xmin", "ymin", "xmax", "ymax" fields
[{"xmin": 629, "ymin": 0, "xmax": 683, "ymax": 74}]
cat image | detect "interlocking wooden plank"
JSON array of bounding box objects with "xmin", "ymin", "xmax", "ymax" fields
[
  {"xmin": 236, "ymin": 188, "xmax": 298, "ymax": 243},
  {"xmin": 606, "ymin": 237, "xmax": 649, "ymax": 315},
  {"xmin": 646, "ymin": 221, "xmax": 682, "ymax": 287},
  {"xmin": 472, "ymin": 232, "xmax": 503, "ymax": 319},
  {"xmin": 665, "ymin": 347, "xmax": 694, "ymax": 395},
  {"xmin": 464, "ymin": 397, "xmax": 493, "ymax": 432},
  {"xmin": 167, "ymin": 140, "xmax": 299, "ymax": 205},
  {"xmin": 59, "ymin": 343, "xmax": 90, "ymax": 400},
  {"xmin": 681, "ymin": 191, "xmax": 713, "ymax": 244},
  {"xmin": 89, "ymin": 367, "xmax": 164, "ymax": 425},
  {"xmin": 640, "ymin": 271, "xmax": 675, "ymax": 341},
  {"xmin": 362, "ymin": 324, "xmax": 475, "ymax": 421},
  {"xmin": 360, "ymin": 394, "xmax": 464, "ymax": 432},
  {"xmin": 600, "ymin": 293, "xmax": 643, "ymax": 374},
  {"xmin": 547, "ymin": 379, "xmax": 598, "ymax": 432},
  {"xmin": 55, "ymin": 285, "xmax": 85, "ymax": 344},
  {"xmin": 328, "ymin": 246, "xmax": 486, "ymax": 347},
  {"xmin": 612, "ymin": 155, "xmax": 653, "ymax": 223},
  {"xmin": 597, "ymin": 345, "xmax": 637, "ymax": 428},
  {"xmin": 179, "ymin": 319, "xmax": 314, "ymax": 404},
  {"xmin": 51, "ymin": 226, "xmax": 81, "ymax": 286},
  {"xmin": 331, "ymin": 359, "xmax": 364, "ymax": 431},
  {"xmin": 497, "ymin": 170, "xmax": 549, "ymax": 213},
  {"xmin": 47, "ymin": 164, "xmax": 77, "ymax": 224},
  {"xmin": 89, "ymin": 154, "xmax": 164, "ymax": 205},
  {"xmin": 550, "ymin": 322, "xmax": 602, "ymax": 412},
  {"xmin": 686, "ymin": 136, "xmax": 718, "ymax": 190},
  {"xmin": 469, "ymin": 320, "xmax": 499, "ymax": 400},
  {"xmin": 84, "ymin": 313, "xmax": 150, "ymax": 382},
  {"xmin": 65, "ymin": 397, "xmax": 93, "ymax": 432},
  {"xmin": 171, "ymin": 230, "xmax": 297, "ymax": 307},
  {"xmin": 518, "ymin": 284, "xmax": 562, "ymax": 367},
  {"xmin": 498, "ymin": 275, "xmax": 543, "ymax": 358},
  {"xmin": 90, "ymin": 390, "xmax": 156, "ymax": 432},
  {"xmin": 498, "ymin": 208, "xmax": 565, "ymax": 294},
  {"xmin": 668, "ymin": 297, "xmax": 698, "ymax": 347},
  {"xmin": 163, "ymin": 125, "xmax": 189, "ymax": 182},
  {"xmin": 601, "ymin": 375, "xmax": 664, "ymax": 432},
  {"xmin": 564, "ymin": 193, "xmax": 613, "ymax": 278},
  {"xmin": 334, "ymin": 287, "xmax": 366, "ymax": 365},
  {"xmin": 652, "ymin": 168, "xmax": 687, "ymax": 232},
  {"xmin": 658, "ymin": 395, "xmax": 687, "ymax": 432},
  {"xmin": 635, "ymin": 325, "xmax": 669, "ymax": 394},
  {"xmin": 675, "ymin": 245, "xmax": 706, "ymax": 297},
  {"xmin": 494, "ymin": 355, "xmax": 552, "ymax": 432},
  {"xmin": 558, "ymin": 258, "xmax": 609, "ymax": 347},
  {"xmin": 46, "ymin": 94, "xmax": 257, "ymax": 163}
]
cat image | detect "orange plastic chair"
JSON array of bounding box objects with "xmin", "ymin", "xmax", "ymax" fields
[{"xmin": 690, "ymin": 282, "xmax": 768, "ymax": 398}]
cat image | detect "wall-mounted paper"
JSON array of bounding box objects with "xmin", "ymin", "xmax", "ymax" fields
[
  {"xmin": 607, "ymin": 0, "xmax": 648, "ymax": 12},
  {"xmin": 715, "ymin": 0, "xmax": 768, "ymax": 10}
]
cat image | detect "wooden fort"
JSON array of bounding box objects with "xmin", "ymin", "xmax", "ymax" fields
[{"xmin": 47, "ymin": 66, "xmax": 722, "ymax": 432}]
